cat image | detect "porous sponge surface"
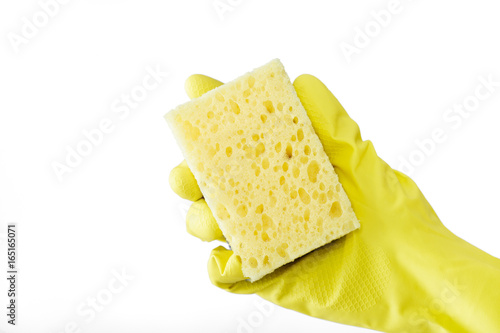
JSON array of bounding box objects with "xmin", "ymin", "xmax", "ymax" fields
[{"xmin": 166, "ymin": 59, "xmax": 359, "ymax": 281}]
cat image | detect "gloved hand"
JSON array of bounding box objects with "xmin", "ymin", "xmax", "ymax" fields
[{"xmin": 169, "ymin": 73, "xmax": 500, "ymax": 333}]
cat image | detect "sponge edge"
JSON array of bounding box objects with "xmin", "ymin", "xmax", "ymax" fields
[{"xmin": 166, "ymin": 59, "xmax": 360, "ymax": 281}]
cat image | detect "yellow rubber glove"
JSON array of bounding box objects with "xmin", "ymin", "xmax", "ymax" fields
[{"xmin": 170, "ymin": 73, "xmax": 500, "ymax": 333}]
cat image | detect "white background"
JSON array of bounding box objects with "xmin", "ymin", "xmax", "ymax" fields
[{"xmin": 1, "ymin": 0, "xmax": 499, "ymax": 332}]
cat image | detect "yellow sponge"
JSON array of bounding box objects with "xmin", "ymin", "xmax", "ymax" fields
[{"xmin": 166, "ymin": 59, "xmax": 359, "ymax": 281}]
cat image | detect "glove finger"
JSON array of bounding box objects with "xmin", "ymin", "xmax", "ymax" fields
[
  {"xmin": 185, "ymin": 74, "xmax": 223, "ymax": 99},
  {"xmin": 208, "ymin": 246, "xmax": 247, "ymax": 285},
  {"xmin": 169, "ymin": 160, "xmax": 203, "ymax": 201},
  {"xmin": 293, "ymin": 74, "xmax": 364, "ymax": 168},
  {"xmin": 186, "ymin": 199, "xmax": 225, "ymax": 242},
  {"xmin": 293, "ymin": 74, "xmax": 395, "ymax": 196}
]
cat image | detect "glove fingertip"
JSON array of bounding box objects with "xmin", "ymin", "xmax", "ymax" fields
[
  {"xmin": 186, "ymin": 199, "xmax": 224, "ymax": 242},
  {"xmin": 185, "ymin": 74, "xmax": 223, "ymax": 99},
  {"xmin": 208, "ymin": 246, "xmax": 247, "ymax": 285},
  {"xmin": 169, "ymin": 161, "xmax": 203, "ymax": 201}
]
